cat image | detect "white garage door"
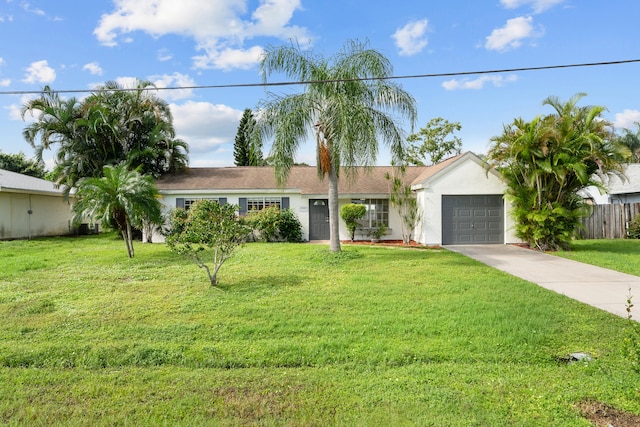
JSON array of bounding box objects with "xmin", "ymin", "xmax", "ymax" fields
[{"xmin": 442, "ymin": 195, "xmax": 504, "ymax": 245}]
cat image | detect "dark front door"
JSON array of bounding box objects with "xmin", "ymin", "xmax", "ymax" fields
[
  {"xmin": 442, "ymin": 195, "xmax": 504, "ymax": 245},
  {"xmin": 309, "ymin": 199, "xmax": 330, "ymax": 240}
]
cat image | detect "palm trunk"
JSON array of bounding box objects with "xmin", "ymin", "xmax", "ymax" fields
[
  {"xmin": 328, "ymin": 164, "xmax": 341, "ymax": 253},
  {"xmin": 125, "ymin": 219, "xmax": 134, "ymax": 258}
]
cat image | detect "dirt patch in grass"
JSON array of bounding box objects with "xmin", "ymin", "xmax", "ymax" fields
[{"xmin": 578, "ymin": 400, "xmax": 640, "ymax": 427}]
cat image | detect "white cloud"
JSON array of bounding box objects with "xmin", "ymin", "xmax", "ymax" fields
[
  {"xmin": 500, "ymin": 0, "xmax": 565, "ymax": 13},
  {"xmin": 6, "ymin": 95, "xmax": 34, "ymax": 121},
  {"xmin": 442, "ymin": 74, "xmax": 518, "ymax": 91},
  {"xmin": 0, "ymin": 78, "xmax": 10, "ymax": 87},
  {"xmin": 82, "ymin": 62, "xmax": 103, "ymax": 75},
  {"xmin": 193, "ymin": 46, "xmax": 264, "ymax": 71},
  {"xmin": 485, "ymin": 16, "xmax": 540, "ymax": 52},
  {"xmin": 170, "ymin": 101, "xmax": 243, "ymax": 153},
  {"xmin": 614, "ymin": 109, "xmax": 640, "ymax": 129},
  {"xmin": 22, "ymin": 60, "xmax": 56, "ymax": 84},
  {"xmin": 21, "ymin": 2, "xmax": 45, "ymax": 16},
  {"xmin": 392, "ymin": 19, "xmax": 429, "ymax": 56},
  {"xmin": 157, "ymin": 48, "xmax": 173, "ymax": 62},
  {"xmin": 0, "ymin": 57, "xmax": 4, "ymax": 66},
  {"xmin": 150, "ymin": 72, "xmax": 196, "ymax": 101},
  {"xmin": 93, "ymin": 0, "xmax": 310, "ymax": 70}
]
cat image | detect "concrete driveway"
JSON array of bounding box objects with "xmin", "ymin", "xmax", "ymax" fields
[{"xmin": 446, "ymin": 244, "xmax": 640, "ymax": 319}]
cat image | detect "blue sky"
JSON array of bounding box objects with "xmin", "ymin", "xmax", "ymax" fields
[{"xmin": 1, "ymin": 0, "xmax": 639, "ymax": 168}]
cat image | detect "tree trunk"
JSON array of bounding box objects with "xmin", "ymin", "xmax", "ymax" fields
[
  {"xmin": 125, "ymin": 219, "xmax": 134, "ymax": 258},
  {"xmin": 328, "ymin": 164, "xmax": 341, "ymax": 253}
]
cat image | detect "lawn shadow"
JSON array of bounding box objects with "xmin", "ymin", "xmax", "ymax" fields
[{"xmin": 221, "ymin": 274, "xmax": 308, "ymax": 294}]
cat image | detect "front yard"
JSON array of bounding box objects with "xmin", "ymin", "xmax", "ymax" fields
[{"xmin": 0, "ymin": 234, "xmax": 638, "ymax": 426}]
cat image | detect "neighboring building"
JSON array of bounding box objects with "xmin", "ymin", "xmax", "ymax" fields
[
  {"xmin": 581, "ymin": 164, "xmax": 640, "ymax": 205},
  {"xmin": 154, "ymin": 152, "xmax": 520, "ymax": 246},
  {"xmin": 0, "ymin": 168, "xmax": 74, "ymax": 240}
]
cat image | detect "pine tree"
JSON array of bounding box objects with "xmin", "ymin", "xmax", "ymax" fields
[{"xmin": 234, "ymin": 109, "xmax": 262, "ymax": 166}]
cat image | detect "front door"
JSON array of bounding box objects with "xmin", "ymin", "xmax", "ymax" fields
[{"xmin": 309, "ymin": 199, "xmax": 330, "ymax": 240}]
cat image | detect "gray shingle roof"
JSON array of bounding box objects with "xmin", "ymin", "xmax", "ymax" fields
[{"xmin": 0, "ymin": 168, "xmax": 63, "ymax": 196}]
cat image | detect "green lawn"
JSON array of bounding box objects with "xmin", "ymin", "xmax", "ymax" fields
[
  {"xmin": 555, "ymin": 239, "xmax": 640, "ymax": 277},
  {"xmin": 1, "ymin": 234, "xmax": 639, "ymax": 426}
]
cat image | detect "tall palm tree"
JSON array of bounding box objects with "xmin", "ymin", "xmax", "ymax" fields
[
  {"xmin": 257, "ymin": 40, "xmax": 417, "ymax": 252},
  {"xmin": 72, "ymin": 164, "xmax": 162, "ymax": 258}
]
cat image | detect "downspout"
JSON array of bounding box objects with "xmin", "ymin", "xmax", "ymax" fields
[{"xmin": 27, "ymin": 194, "xmax": 33, "ymax": 240}]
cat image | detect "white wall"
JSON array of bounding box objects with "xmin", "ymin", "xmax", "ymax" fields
[
  {"xmin": 151, "ymin": 192, "xmax": 311, "ymax": 243},
  {"xmin": 0, "ymin": 192, "xmax": 73, "ymax": 239},
  {"xmin": 413, "ymin": 156, "xmax": 520, "ymax": 246},
  {"xmin": 151, "ymin": 192, "xmax": 407, "ymax": 243}
]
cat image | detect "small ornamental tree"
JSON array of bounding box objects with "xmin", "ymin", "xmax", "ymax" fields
[
  {"xmin": 165, "ymin": 200, "xmax": 251, "ymax": 287},
  {"xmin": 386, "ymin": 164, "xmax": 420, "ymax": 244},
  {"xmin": 340, "ymin": 203, "xmax": 366, "ymax": 241}
]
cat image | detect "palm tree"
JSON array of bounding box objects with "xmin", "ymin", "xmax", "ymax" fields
[
  {"xmin": 486, "ymin": 93, "xmax": 628, "ymax": 250},
  {"xmin": 72, "ymin": 164, "xmax": 162, "ymax": 258},
  {"xmin": 21, "ymin": 80, "xmax": 189, "ymax": 195},
  {"xmin": 618, "ymin": 124, "xmax": 640, "ymax": 162},
  {"xmin": 257, "ymin": 40, "xmax": 417, "ymax": 252}
]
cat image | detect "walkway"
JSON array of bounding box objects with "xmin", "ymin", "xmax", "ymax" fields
[{"xmin": 445, "ymin": 244, "xmax": 640, "ymax": 319}]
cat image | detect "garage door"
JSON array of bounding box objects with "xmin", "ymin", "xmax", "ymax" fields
[{"xmin": 442, "ymin": 195, "xmax": 504, "ymax": 245}]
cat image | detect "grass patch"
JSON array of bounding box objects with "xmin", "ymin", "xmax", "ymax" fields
[
  {"xmin": 555, "ymin": 239, "xmax": 640, "ymax": 276},
  {"xmin": 1, "ymin": 234, "xmax": 639, "ymax": 425}
]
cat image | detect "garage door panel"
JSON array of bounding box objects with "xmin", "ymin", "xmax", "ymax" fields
[{"xmin": 442, "ymin": 195, "xmax": 504, "ymax": 245}]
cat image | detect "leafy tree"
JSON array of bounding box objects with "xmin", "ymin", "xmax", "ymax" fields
[
  {"xmin": 72, "ymin": 164, "xmax": 162, "ymax": 258},
  {"xmin": 386, "ymin": 164, "xmax": 420, "ymax": 244},
  {"xmin": 22, "ymin": 80, "xmax": 189, "ymax": 195},
  {"xmin": 486, "ymin": 93, "xmax": 628, "ymax": 251},
  {"xmin": 340, "ymin": 203, "xmax": 366, "ymax": 241},
  {"xmin": 234, "ymin": 108, "xmax": 263, "ymax": 166},
  {"xmin": 257, "ymin": 39, "xmax": 417, "ymax": 252},
  {"xmin": 617, "ymin": 124, "xmax": 640, "ymax": 162},
  {"xmin": 0, "ymin": 150, "xmax": 46, "ymax": 178},
  {"xmin": 405, "ymin": 117, "xmax": 462, "ymax": 165},
  {"xmin": 165, "ymin": 200, "xmax": 251, "ymax": 287}
]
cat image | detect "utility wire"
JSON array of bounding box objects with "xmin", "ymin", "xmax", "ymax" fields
[{"xmin": 1, "ymin": 58, "xmax": 639, "ymax": 96}]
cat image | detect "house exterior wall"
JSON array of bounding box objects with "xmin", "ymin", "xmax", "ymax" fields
[
  {"xmin": 153, "ymin": 191, "xmax": 311, "ymax": 243},
  {"xmin": 152, "ymin": 192, "xmax": 406, "ymax": 243},
  {"xmin": 414, "ymin": 157, "xmax": 519, "ymax": 246},
  {"xmin": 0, "ymin": 192, "xmax": 73, "ymax": 240}
]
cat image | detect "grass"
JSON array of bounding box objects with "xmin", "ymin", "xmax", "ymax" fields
[
  {"xmin": 1, "ymin": 233, "xmax": 639, "ymax": 426},
  {"xmin": 555, "ymin": 239, "xmax": 640, "ymax": 276}
]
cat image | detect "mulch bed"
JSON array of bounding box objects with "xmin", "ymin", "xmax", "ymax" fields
[{"xmin": 341, "ymin": 240, "xmax": 440, "ymax": 249}]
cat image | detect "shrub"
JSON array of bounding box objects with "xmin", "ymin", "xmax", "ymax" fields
[
  {"xmin": 246, "ymin": 206, "xmax": 303, "ymax": 243},
  {"xmin": 340, "ymin": 203, "xmax": 366, "ymax": 241},
  {"xmin": 628, "ymin": 214, "xmax": 640, "ymax": 239},
  {"xmin": 278, "ymin": 208, "xmax": 303, "ymax": 243}
]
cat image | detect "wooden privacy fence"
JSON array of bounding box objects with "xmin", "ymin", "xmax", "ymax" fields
[{"xmin": 579, "ymin": 202, "xmax": 640, "ymax": 239}]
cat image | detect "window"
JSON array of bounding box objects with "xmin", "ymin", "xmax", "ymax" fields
[
  {"xmin": 176, "ymin": 197, "xmax": 224, "ymax": 211},
  {"xmin": 352, "ymin": 199, "xmax": 389, "ymax": 227},
  {"xmin": 247, "ymin": 197, "xmax": 282, "ymax": 212}
]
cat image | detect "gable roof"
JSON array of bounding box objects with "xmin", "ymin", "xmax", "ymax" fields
[
  {"xmin": 155, "ymin": 152, "xmax": 493, "ymax": 196},
  {"xmin": 607, "ymin": 164, "xmax": 640, "ymax": 195},
  {"xmin": 0, "ymin": 168, "xmax": 64, "ymax": 196}
]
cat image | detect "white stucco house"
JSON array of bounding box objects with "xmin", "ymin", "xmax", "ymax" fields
[
  {"xmin": 153, "ymin": 152, "xmax": 520, "ymax": 246},
  {"xmin": 581, "ymin": 164, "xmax": 640, "ymax": 204},
  {"xmin": 0, "ymin": 168, "xmax": 75, "ymax": 240}
]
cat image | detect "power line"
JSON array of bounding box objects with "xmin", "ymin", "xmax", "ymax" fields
[{"xmin": 1, "ymin": 58, "xmax": 639, "ymax": 96}]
